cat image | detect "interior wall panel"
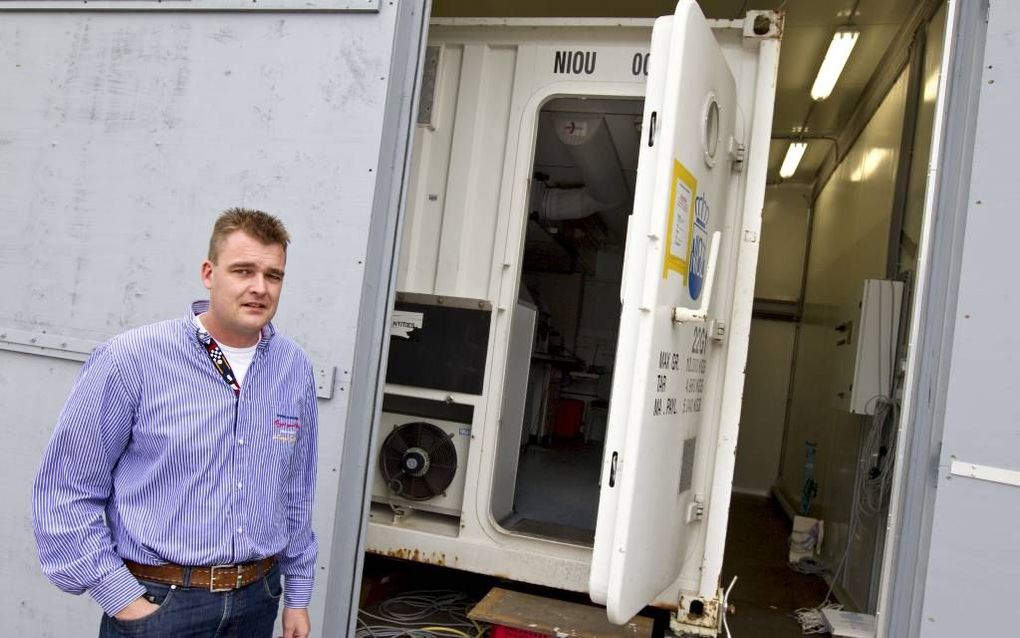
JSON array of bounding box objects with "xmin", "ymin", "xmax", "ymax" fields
[
  {"xmin": 777, "ymin": 69, "xmax": 909, "ymax": 610},
  {"xmin": 755, "ymin": 183, "xmax": 812, "ymax": 302},
  {"xmin": 732, "ymin": 183, "xmax": 810, "ymax": 495},
  {"xmin": 732, "ymin": 319, "xmax": 797, "ymax": 495}
]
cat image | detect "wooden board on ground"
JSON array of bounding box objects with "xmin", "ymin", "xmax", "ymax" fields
[{"xmin": 468, "ymin": 588, "xmax": 655, "ymax": 637}]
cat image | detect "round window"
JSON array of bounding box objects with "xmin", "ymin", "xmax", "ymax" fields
[{"xmin": 704, "ymin": 98, "xmax": 720, "ymax": 167}]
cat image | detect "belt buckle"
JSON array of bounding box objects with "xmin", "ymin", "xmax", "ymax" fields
[{"xmin": 209, "ymin": 564, "xmax": 240, "ymax": 592}]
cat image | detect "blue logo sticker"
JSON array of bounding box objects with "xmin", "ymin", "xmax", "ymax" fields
[{"xmin": 688, "ymin": 196, "xmax": 711, "ymax": 300}]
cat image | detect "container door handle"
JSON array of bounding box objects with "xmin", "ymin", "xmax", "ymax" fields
[{"xmin": 673, "ymin": 231, "xmax": 721, "ymax": 323}]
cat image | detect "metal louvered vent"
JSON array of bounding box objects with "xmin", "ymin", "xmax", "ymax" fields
[{"xmin": 379, "ymin": 421, "xmax": 458, "ymax": 501}]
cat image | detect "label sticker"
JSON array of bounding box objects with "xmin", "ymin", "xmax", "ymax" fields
[
  {"xmin": 688, "ymin": 196, "xmax": 711, "ymax": 300},
  {"xmin": 390, "ymin": 311, "xmax": 424, "ymax": 339},
  {"xmin": 560, "ymin": 119, "xmax": 588, "ymax": 140},
  {"xmin": 664, "ymin": 160, "xmax": 698, "ymax": 281}
]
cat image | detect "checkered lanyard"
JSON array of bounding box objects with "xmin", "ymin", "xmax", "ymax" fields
[{"xmin": 203, "ymin": 338, "xmax": 241, "ymax": 396}]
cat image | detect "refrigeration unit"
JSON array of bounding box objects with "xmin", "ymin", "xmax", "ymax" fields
[
  {"xmin": 370, "ymin": 400, "xmax": 473, "ymax": 518},
  {"xmin": 367, "ymin": 3, "xmax": 781, "ymax": 633}
]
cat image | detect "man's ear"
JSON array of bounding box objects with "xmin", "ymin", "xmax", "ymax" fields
[{"xmin": 200, "ymin": 260, "xmax": 214, "ymax": 291}]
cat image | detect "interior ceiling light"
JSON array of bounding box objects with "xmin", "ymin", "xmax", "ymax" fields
[
  {"xmin": 779, "ymin": 142, "xmax": 808, "ymax": 178},
  {"xmin": 811, "ymin": 29, "xmax": 860, "ymax": 101}
]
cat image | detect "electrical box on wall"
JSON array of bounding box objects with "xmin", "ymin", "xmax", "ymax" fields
[{"xmin": 833, "ymin": 279, "xmax": 904, "ymax": 415}]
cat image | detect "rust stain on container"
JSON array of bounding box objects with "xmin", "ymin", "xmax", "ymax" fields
[
  {"xmin": 676, "ymin": 596, "xmax": 720, "ymax": 629},
  {"xmin": 372, "ymin": 547, "xmax": 453, "ymax": 567}
]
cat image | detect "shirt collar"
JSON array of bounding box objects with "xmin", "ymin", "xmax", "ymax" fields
[{"xmin": 186, "ymin": 300, "xmax": 276, "ymax": 350}]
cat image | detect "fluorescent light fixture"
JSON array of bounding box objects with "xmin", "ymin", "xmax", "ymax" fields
[
  {"xmin": 811, "ymin": 29, "xmax": 860, "ymax": 101},
  {"xmin": 779, "ymin": 142, "xmax": 808, "ymax": 178}
]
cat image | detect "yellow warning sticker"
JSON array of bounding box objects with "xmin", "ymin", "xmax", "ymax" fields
[{"xmin": 663, "ymin": 159, "xmax": 697, "ymax": 280}]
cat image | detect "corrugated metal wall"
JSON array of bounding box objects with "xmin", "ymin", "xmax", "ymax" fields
[
  {"xmin": 397, "ymin": 43, "xmax": 519, "ymax": 300},
  {"xmin": 0, "ymin": 5, "xmax": 416, "ymax": 636}
]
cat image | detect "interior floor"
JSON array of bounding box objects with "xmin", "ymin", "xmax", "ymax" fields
[
  {"xmin": 721, "ymin": 493, "xmax": 831, "ymax": 637},
  {"xmin": 503, "ymin": 96, "xmax": 640, "ymax": 545},
  {"xmin": 503, "ymin": 452, "xmax": 833, "ymax": 635},
  {"xmin": 501, "ymin": 439, "xmax": 603, "ymax": 544}
]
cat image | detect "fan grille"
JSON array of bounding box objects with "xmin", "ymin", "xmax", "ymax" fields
[{"xmin": 380, "ymin": 421, "xmax": 458, "ymax": 501}]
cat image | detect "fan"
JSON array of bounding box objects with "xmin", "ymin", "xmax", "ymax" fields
[{"xmin": 379, "ymin": 421, "xmax": 459, "ymax": 501}]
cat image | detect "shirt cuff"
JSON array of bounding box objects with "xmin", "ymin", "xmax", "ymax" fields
[
  {"xmin": 283, "ymin": 575, "xmax": 314, "ymax": 609},
  {"xmin": 90, "ymin": 564, "xmax": 147, "ymax": 617}
]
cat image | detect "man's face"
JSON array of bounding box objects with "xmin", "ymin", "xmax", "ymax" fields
[{"xmin": 200, "ymin": 230, "xmax": 286, "ymax": 347}]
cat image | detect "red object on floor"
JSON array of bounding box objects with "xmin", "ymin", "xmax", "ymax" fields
[
  {"xmin": 552, "ymin": 398, "xmax": 585, "ymax": 438},
  {"xmin": 491, "ymin": 625, "xmax": 548, "ymax": 638}
]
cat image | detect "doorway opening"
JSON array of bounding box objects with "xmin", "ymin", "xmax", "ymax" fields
[{"xmin": 490, "ymin": 96, "xmax": 644, "ymax": 546}]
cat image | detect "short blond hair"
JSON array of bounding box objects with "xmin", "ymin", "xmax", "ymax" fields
[{"xmin": 208, "ymin": 208, "xmax": 290, "ymax": 262}]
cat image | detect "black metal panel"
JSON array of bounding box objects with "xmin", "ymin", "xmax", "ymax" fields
[
  {"xmin": 382, "ymin": 394, "xmax": 474, "ymax": 425},
  {"xmin": 385, "ymin": 295, "xmax": 492, "ymax": 395}
]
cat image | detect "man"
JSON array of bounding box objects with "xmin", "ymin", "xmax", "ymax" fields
[{"xmin": 33, "ymin": 208, "xmax": 318, "ymax": 638}]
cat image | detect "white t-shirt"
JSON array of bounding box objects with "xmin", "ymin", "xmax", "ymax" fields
[{"xmin": 193, "ymin": 315, "xmax": 257, "ymax": 386}]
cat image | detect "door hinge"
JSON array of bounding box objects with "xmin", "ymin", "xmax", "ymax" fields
[
  {"xmin": 728, "ymin": 137, "xmax": 746, "ymax": 171},
  {"xmin": 709, "ymin": 320, "xmax": 727, "ymax": 342},
  {"xmin": 686, "ymin": 495, "xmax": 705, "ymax": 523}
]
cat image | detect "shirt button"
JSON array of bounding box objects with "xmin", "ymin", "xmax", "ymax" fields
[
  {"xmin": 237, "ymin": 482, "xmax": 243, "ymax": 490},
  {"xmin": 238, "ymin": 438, "xmax": 244, "ymax": 445},
  {"xmin": 237, "ymin": 527, "xmax": 243, "ymax": 534}
]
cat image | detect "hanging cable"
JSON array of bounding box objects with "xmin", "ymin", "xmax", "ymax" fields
[
  {"xmin": 722, "ymin": 575, "xmax": 738, "ymax": 638},
  {"xmin": 794, "ymin": 393, "xmax": 899, "ymax": 634},
  {"xmin": 357, "ymin": 590, "xmax": 487, "ymax": 638}
]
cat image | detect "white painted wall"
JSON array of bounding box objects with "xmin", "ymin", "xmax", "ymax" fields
[
  {"xmin": 396, "ymin": 41, "xmax": 522, "ymax": 300},
  {"xmin": 755, "ymin": 184, "xmax": 813, "ymax": 302},
  {"xmin": 899, "ymin": 4, "xmax": 948, "ymax": 275},
  {"xmin": 733, "ymin": 319, "xmax": 797, "ymax": 495},
  {"xmin": 732, "ymin": 183, "xmax": 810, "ymax": 495},
  {"xmin": 777, "ymin": 70, "xmax": 910, "ymax": 610}
]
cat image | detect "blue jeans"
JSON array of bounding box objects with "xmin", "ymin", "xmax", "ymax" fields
[{"xmin": 98, "ymin": 564, "xmax": 282, "ymax": 638}]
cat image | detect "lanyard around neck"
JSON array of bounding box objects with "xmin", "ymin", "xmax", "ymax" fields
[{"xmin": 202, "ymin": 337, "xmax": 241, "ymax": 396}]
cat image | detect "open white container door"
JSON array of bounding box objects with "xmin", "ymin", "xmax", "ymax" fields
[{"xmin": 590, "ymin": 0, "xmax": 740, "ymax": 625}]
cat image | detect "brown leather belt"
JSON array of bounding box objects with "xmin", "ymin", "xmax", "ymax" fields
[{"xmin": 124, "ymin": 557, "xmax": 276, "ymax": 592}]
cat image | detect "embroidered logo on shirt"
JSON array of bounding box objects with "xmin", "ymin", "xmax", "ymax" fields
[{"xmin": 273, "ymin": 413, "xmax": 300, "ymax": 444}]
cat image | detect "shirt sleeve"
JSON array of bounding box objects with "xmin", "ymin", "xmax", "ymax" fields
[
  {"xmin": 32, "ymin": 342, "xmax": 147, "ymax": 617},
  {"xmin": 279, "ymin": 362, "xmax": 319, "ymax": 609}
]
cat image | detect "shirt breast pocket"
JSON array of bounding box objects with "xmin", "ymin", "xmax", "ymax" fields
[{"xmin": 270, "ymin": 406, "xmax": 301, "ymax": 470}]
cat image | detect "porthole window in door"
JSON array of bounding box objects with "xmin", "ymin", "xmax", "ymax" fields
[{"xmin": 703, "ymin": 97, "xmax": 720, "ymax": 167}]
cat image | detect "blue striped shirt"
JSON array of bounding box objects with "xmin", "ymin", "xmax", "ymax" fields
[{"xmin": 32, "ymin": 301, "xmax": 318, "ymax": 616}]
